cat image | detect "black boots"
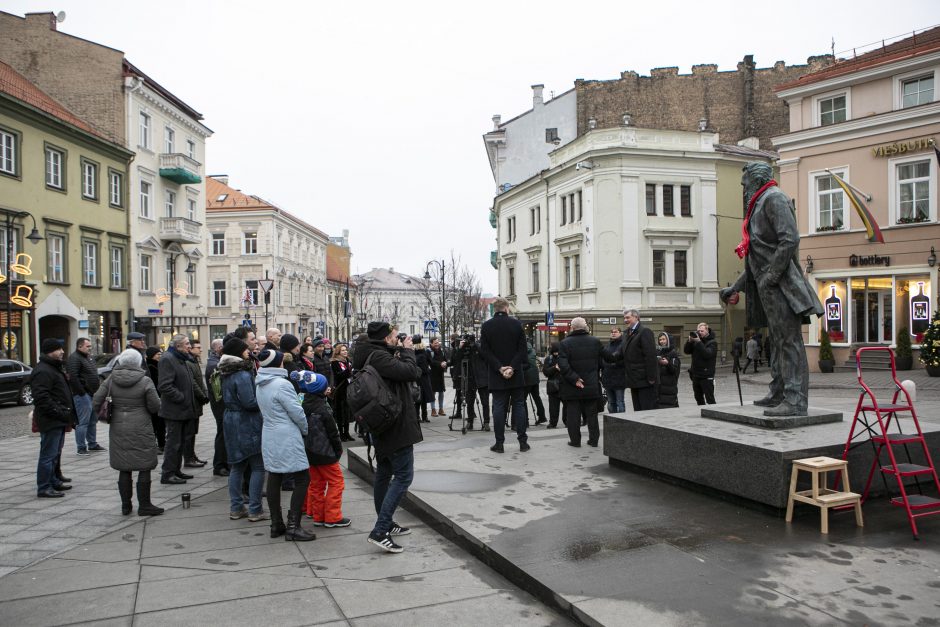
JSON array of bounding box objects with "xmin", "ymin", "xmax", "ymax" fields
[
  {"xmin": 118, "ymin": 474, "xmax": 133, "ymax": 516},
  {"xmin": 137, "ymin": 477, "xmax": 165, "ymax": 517},
  {"xmin": 285, "ymin": 511, "xmax": 316, "ymax": 542},
  {"xmin": 270, "ymin": 509, "xmax": 286, "ymax": 539}
]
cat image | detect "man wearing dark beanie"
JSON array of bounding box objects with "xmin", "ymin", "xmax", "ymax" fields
[
  {"xmin": 353, "ymin": 321, "xmax": 423, "ymax": 553},
  {"xmin": 32, "ymin": 339, "xmax": 77, "ymax": 498}
]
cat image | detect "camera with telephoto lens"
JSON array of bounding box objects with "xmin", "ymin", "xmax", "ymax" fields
[{"xmin": 397, "ymin": 332, "xmax": 408, "ymax": 342}]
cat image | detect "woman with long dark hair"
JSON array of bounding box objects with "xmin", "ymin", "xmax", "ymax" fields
[{"xmin": 330, "ymin": 343, "xmax": 354, "ymax": 441}]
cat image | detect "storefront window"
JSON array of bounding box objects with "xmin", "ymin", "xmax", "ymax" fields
[
  {"xmin": 850, "ymin": 277, "xmax": 894, "ymax": 345},
  {"xmin": 817, "ymin": 280, "xmax": 847, "ymax": 343},
  {"xmin": 897, "ymin": 276, "xmax": 932, "ymax": 344}
]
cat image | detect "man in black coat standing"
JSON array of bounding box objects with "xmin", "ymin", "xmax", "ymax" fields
[
  {"xmin": 559, "ymin": 318, "xmax": 605, "ymax": 447},
  {"xmin": 159, "ymin": 335, "xmax": 196, "ymax": 485},
  {"xmin": 205, "ymin": 338, "xmax": 228, "ymax": 476},
  {"xmin": 479, "ymin": 298, "xmax": 529, "ymax": 453},
  {"xmin": 683, "ymin": 322, "xmax": 718, "ymax": 405},
  {"xmin": 32, "ymin": 339, "xmax": 77, "ymax": 498},
  {"xmin": 606, "ymin": 308, "xmax": 659, "ymax": 411}
]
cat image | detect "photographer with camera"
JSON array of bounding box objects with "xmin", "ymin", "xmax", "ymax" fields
[
  {"xmin": 452, "ymin": 334, "xmax": 484, "ymax": 429},
  {"xmin": 541, "ymin": 342, "xmax": 563, "ymax": 428},
  {"xmin": 523, "ymin": 340, "xmax": 547, "ymax": 425},
  {"xmin": 683, "ymin": 322, "xmax": 717, "ymax": 406}
]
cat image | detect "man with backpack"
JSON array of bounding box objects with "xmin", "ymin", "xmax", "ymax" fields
[
  {"xmin": 205, "ymin": 339, "xmax": 228, "ymax": 476},
  {"xmin": 349, "ymin": 321, "xmax": 422, "ymax": 554}
]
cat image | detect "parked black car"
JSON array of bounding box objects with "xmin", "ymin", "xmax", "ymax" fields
[{"xmin": 0, "ymin": 359, "xmax": 33, "ymax": 405}]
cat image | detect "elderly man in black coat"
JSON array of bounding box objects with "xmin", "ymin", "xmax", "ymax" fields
[
  {"xmin": 559, "ymin": 318, "xmax": 605, "ymax": 447},
  {"xmin": 480, "ymin": 298, "xmax": 529, "ymax": 453},
  {"xmin": 606, "ymin": 308, "xmax": 659, "ymax": 411},
  {"xmin": 159, "ymin": 334, "xmax": 196, "ymax": 485},
  {"xmin": 32, "ymin": 339, "xmax": 77, "ymax": 498}
]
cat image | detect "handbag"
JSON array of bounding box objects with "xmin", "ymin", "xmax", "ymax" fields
[{"xmin": 96, "ymin": 378, "xmax": 114, "ymax": 424}]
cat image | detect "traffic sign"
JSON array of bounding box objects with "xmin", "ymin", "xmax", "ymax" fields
[
  {"xmin": 546, "ymin": 311, "xmax": 554, "ymax": 326},
  {"xmin": 423, "ymin": 319, "xmax": 439, "ymax": 333},
  {"xmin": 258, "ymin": 279, "xmax": 274, "ymax": 293}
]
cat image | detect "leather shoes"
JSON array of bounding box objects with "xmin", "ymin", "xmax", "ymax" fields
[
  {"xmin": 53, "ymin": 483, "xmax": 72, "ymax": 490},
  {"xmin": 587, "ymin": 441, "xmax": 598, "ymax": 447},
  {"xmin": 161, "ymin": 475, "xmax": 187, "ymax": 485},
  {"xmin": 37, "ymin": 489, "xmax": 65, "ymax": 498},
  {"xmin": 753, "ymin": 395, "xmax": 782, "ymax": 407},
  {"xmin": 567, "ymin": 441, "xmax": 581, "ymax": 447},
  {"xmin": 490, "ymin": 443, "xmax": 504, "ymax": 453},
  {"xmin": 175, "ymin": 472, "xmax": 194, "ymax": 480},
  {"xmin": 56, "ymin": 475, "xmax": 72, "ymax": 483},
  {"xmin": 520, "ymin": 442, "xmax": 530, "ymax": 452},
  {"xmin": 213, "ymin": 468, "xmax": 230, "ymax": 477},
  {"xmin": 184, "ymin": 461, "xmax": 207, "ymax": 468}
]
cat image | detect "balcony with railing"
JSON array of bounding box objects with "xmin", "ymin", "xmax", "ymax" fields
[
  {"xmin": 159, "ymin": 153, "xmax": 202, "ymax": 184},
  {"xmin": 159, "ymin": 216, "xmax": 202, "ymax": 244}
]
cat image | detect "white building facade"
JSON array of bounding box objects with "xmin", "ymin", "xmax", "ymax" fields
[
  {"xmin": 493, "ymin": 125, "xmax": 769, "ymax": 347},
  {"xmin": 205, "ymin": 176, "xmax": 328, "ymax": 340},
  {"xmin": 353, "ymin": 268, "xmax": 435, "ymax": 339},
  {"xmin": 125, "ymin": 63, "xmax": 212, "ymax": 347}
]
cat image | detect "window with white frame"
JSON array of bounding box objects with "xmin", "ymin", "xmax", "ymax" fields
[
  {"xmin": 563, "ymin": 254, "xmax": 580, "ymax": 290},
  {"xmin": 645, "ymin": 184, "xmax": 656, "ymax": 215},
  {"xmin": 902, "ymin": 75, "xmax": 934, "ymax": 108},
  {"xmin": 674, "ymin": 250, "xmax": 688, "ymax": 287},
  {"xmin": 0, "ymin": 227, "xmax": 17, "ymax": 279},
  {"xmin": 164, "ymin": 126, "xmax": 175, "ymax": 153},
  {"xmin": 110, "ymin": 245, "xmax": 124, "ymax": 288},
  {"xmin": 45, "ymin": 146, "xmax": 64, "ymax": 188},
  {"xmin": 139, "ymin": 112, "xmax": 151, "ymax": 149},
  {"xmin": 165, "ymin": 257, "xmax": 173, "ymax": 292},
  {"xmin": 81, "ymin": 159, "xmax": 97, "ymax": 199},
  {"xmin": 529, "ymin": 205, "xmax": 540, "ymax": 235},
  {"xmin": 680, "ymin": 185, "xmax": 692, "ymax": 217},
  {"xmin": 186, "ymin": 263, "xmax": 195, "ymax": 295},
  {"xmin": 47, "ymin": 234, "xmax": 65, "ymax": 283},
  {"xmin": 187, "ymin": 197, "xmax": 196, "ymax": 221},
  {"xmin": 165, "ymin": 189, "xmax": 176, "ymax": 217},
  {"xmin": 819, "ymin": 94, "xmax": 847, "ymax": 126},
  {"xmin": 246, "ymin": 280, "xmax": 259, "ymax": 305},
  {"xmin": 505, "ymin": 216, "xmax": 516, "ymax": 243},
  {"xmin": 213, "ymin": 280, "xmax": 227, "ymax": 307},
  {"xmin": 0, "ymin": 129, "xmax": 16, "ymax": 175},
  {"xmin": 186, "ymin": 139, "xmax": 196, "ymax": 160},
  {"xmin": 82, "ymin": 241, "xmax": 98, "ymax": 286},
  {"xmin": 212, "ymin": 233, "xmax": 225, "ymax": 255},
  {"xmin": 244, "ymin": 232, "xmax": 258, "ymax": 255},
  {"xmin": 652, "ymin": 250, "xmax": 666, "ymax": 286},
  {"xmin": 508, "ymin": 266, "xmax": 516, "ymax": 295},
  {"xmin": 531, "ymin": 260, "xmax": 540, "ymax": 293},
  {"xmin": 109, "ymin": 170, "xmax": 123, "ymax": 207},
  {"xmin": 139, "ymin": 254, "xmax": 152, "ymax": 292},
  {"xmin": 815, "ymin": 173, "xmax": 845, "ymax": 231},
  {"xmin": 897, "ymin": 160, "xmax": 931, "ymax": 223},
  {"xmin": 140, "ymin": 180, "xmax": 152, "ymax": 218}
]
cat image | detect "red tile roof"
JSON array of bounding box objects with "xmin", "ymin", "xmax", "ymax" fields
[
  {"xmin": 777, "ymin": 27, "xmax": 940, "ymax": 91},
  {"xmin": 206, "ymin": 176, "xmax": 330, "ymax": 241},
  {"xmin": 0, "ymin": 59, "xmax": 109, "ymax": 141}
]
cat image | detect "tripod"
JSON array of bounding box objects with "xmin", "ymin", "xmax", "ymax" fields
[{"xmin": 449, "ymin": 358, "xmax": 481, "ymax": 434}]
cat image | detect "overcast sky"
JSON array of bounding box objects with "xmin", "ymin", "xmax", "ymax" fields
[{"xmin": 5, "ymin": 1, "xmax": 939, "ymax": 292}]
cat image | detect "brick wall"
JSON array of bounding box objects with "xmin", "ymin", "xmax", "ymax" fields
[
  {"xmin": 0, "ymin": 12, "xmax": 125, "ymax": 144},
  {"xmin": 576, "ymin": 55, "xmax": 834, "ymax": 149}
]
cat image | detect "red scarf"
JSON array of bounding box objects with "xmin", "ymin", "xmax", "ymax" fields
[{"xmin": 735, "ymin": 180, "xmax": 778, "ymax": 259}]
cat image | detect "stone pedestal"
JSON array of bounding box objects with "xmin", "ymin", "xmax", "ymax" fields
[{"xmin": 701, "ymin": 405, "xmax": 843, "ymax": 429}]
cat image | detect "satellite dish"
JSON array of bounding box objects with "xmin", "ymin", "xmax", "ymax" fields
[{"xmin": 56, "ymin": 11, "xmax": 66, "ymax": 23}]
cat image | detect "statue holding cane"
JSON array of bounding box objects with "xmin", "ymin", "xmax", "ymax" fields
[{"xmin": 719, "ymin": 162, "xmax": 823, "ymax": 417}]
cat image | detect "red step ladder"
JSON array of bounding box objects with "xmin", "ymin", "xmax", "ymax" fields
[{"xmin": 841, "ymin": 346, "xmax": 940, "ymax": 539}]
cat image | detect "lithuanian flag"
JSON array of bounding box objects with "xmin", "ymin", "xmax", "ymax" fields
[{"xmin": 829, "ymin": 171, "xmax": 884, "ymax": 244}]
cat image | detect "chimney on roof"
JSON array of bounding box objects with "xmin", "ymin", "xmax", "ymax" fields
[
  {"xmin": 25, "ymin": 12, "xmax": 58, "ymax": 30},
  {"xmin": 209, "ymin": 174, "xmax": 229, "ymax": 186},
  {"xmin": 532, "ymin": 84, "xmax": 544, "ymax": 107},
  {"xmin": 492, "ymin": 114, "xmax": 501, "ymax": 130}
]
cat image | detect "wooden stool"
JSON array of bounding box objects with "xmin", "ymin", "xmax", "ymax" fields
[{"xmin": 786, "ymin": 456, "xmax": 863, "ymax": 533}]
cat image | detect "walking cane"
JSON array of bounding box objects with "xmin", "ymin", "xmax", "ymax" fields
[{"xmin": 733, "ymin": 357, "xmax": 743, "ymax": 406}]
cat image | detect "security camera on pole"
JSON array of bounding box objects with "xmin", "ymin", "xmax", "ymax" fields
[{"xmin": 258, "ymin": 271, "xmax": 275, "ymax": 331}]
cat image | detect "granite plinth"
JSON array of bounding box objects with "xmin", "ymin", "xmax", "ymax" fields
[
  {"xmin": 604, "ymin": 403, "xmax": 940, "ymax": 509},
  {"xmin": 701, "ymin": 404, "xmax": 843, "ymax": 429}
]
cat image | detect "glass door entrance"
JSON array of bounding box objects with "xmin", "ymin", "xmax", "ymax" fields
[{"xmin": 851, "ymin": 278, "xmax": 893, "ymax": 344}]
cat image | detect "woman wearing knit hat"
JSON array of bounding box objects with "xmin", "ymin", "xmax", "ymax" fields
[
  {"xmin": 256, "ymin": 349, "xmax": 316, "ymax": 541},
  {"xmin": 218, "ymin": 338, "xmax": 267, "ymax": 523}
]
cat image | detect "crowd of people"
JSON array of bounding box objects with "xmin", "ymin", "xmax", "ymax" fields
[{"xmin": 30, "ymin": 301, "xmax": 729, "ymax": 554}]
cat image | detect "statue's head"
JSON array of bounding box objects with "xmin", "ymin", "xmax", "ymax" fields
[{"xmin": 742, "ymin": 161, "xmax": 773, "ymax": 196}]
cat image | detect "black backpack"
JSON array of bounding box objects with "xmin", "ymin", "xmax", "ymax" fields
[{"xmin": 347, "ymin": 351, "xmax": 401, "ymax": 436}]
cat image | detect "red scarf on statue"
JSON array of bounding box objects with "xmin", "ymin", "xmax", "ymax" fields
[{"xmin": 735, "ymin": 180, "xmax": 778, "ymax": 259}]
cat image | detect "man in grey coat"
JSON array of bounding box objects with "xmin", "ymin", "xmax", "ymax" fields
[
  {"xmin": 158, "ymin": 335, "xmax": 196, "ymax": 484},
  {"xmin": 721, "ymin": 161, "xmax": 823, "ymax": 416}
]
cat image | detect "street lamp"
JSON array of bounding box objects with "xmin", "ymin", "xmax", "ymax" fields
[
  {"xmin": 167, "ymin": 249, "xmax": 195, "ymax": 338},
  {"xmin": 0, "ymin": 210, "xmax": 42, "ymax": 363},
  {"xmin": 424, "ymin": 259, "xmax": 445, "ymax": 343}
]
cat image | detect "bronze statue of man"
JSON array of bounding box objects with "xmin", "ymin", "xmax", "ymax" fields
[{"xmin": 720, "ymin": 162, "xmax": 823, "ymax": 416}]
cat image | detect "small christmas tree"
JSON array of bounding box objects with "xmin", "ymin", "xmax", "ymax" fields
[
  {"xmin": 819, "ymin": 329, "xmax": 834, "ymax": 362},
  {"xmin": 917, "ymin": 314, "xmax": 940, "ymax": 368}
]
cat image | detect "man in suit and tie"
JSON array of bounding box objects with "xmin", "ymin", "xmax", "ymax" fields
[
  {"xmin": 605, "ymin": 308, "xmax": 658, "ymax": 411},
  {"xmin": 480, "ymin": 298, "xmax": 529, "ymax": 453}
]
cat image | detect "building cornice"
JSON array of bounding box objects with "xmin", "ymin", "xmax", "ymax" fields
[
  {"xmin": 772, "ymin": 101, "xmax": 940, "ymax": 152},
  {"xmin": 126, "ymin": 78, "xmax": 212, "ymax": 139}
]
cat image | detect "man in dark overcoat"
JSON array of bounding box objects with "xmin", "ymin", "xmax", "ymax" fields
[
  {"xmin": 606, "ymin": 308, "xmax": 659, "ymax": 411},
  {"xmin": 721, "ymin": 161, "xmax": 823, "ymax": 416},
  {"xmin": 159, "ymin": 334, "xmax": 196, "ymax": 484},
  {"xmin": 479, "ymin": 298, "xmax": 529, "ymax": 453}
]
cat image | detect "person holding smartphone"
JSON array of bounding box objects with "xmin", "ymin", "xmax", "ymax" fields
[{"xmin": 683, "ymin": 322, "xmax": 718, "ymax": 406}]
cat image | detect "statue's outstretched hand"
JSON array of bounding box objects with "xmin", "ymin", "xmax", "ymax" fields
[{"xmin": 719, "ymin": 287, "xmax": 738, "ymax": 304}]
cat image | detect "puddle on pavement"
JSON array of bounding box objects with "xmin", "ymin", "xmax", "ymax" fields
[{"xmin": 410, "ymin": 470, "xmax": 521, "ymax": 493}]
